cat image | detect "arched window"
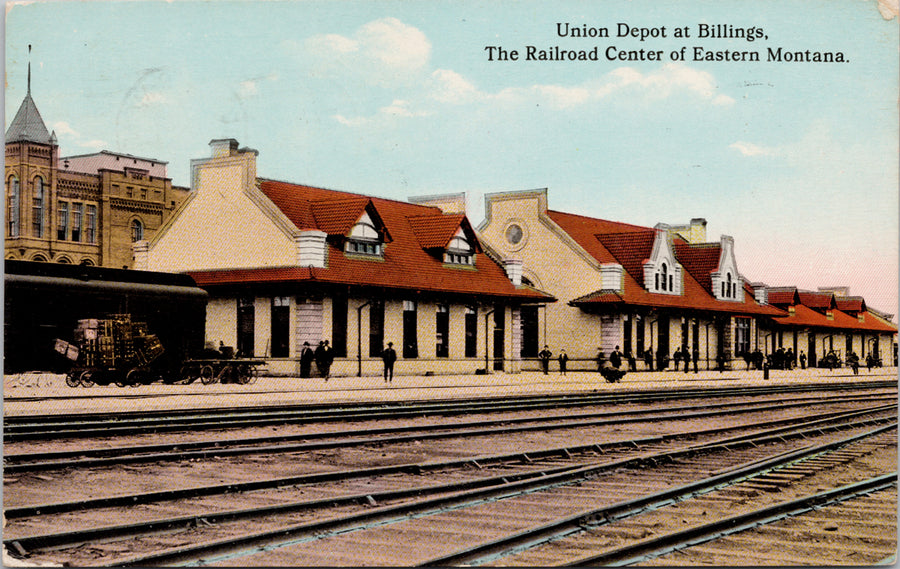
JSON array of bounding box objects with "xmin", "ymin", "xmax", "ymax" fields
[
  {"xmin": 32, "ymin": 177, "xmax": 44, "ymax": 237},
  {"xmin": 7, "ymin": 176, "xmax": 19, "ymax": 237},
  {"xmin": 131, "ymin": 219, "xmax": 144, "ymax": 242},
  {"xmin": 660, "ymin": 263, "xmax": 668, "ymax": 291}
]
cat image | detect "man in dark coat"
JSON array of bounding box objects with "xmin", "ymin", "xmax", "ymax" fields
[
  {"xmin": 538, "ymin": 345, "xmax": 552, "ymax": 375},
  {"xmin": 382, "ymin": 342, "xmax": 397, "ymax": 383},
  {"xmin": 315, "ymin": 340, "xmax": 334, "ymax": 381},
  {"xmin": 299, "ymin": 341, "xmax": 314, "ymax": 378},
  {"xmin": 609, "ymin": 346, "xmax": 622, "ymax": 369}
]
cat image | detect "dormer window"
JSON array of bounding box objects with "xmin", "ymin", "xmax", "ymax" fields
[
  {"xmin": 721, "ymin": 273, "xmax": 737, "ymax": 299},
  {"xmin": 444, "ymin": 228, "xmax": 474, "ymax": 265},
  {"xmin": 345, "ymin": 212, "xmax": 383, "ymax": 256},
  {"xmin": 643, "ymin": 224, "xmax": 683, "ymax": 296},
  {"xmin": 710, "ymin": 235, "xmax": 743, "ymax": 302}
]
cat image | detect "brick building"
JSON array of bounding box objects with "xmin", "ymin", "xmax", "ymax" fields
[{"xmin": 4, "ymin": 77, "xmax": 188, "ymax": 268}]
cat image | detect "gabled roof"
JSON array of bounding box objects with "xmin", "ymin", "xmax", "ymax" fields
[
  {"xmin": 5, "ymin": 92, "xmax": 53, "ymax": 145},
  {"xmin": 546, "ymin": 210, "xmax": 648, "ymax": 265},
  {"xmin": 595, "ymin": 230, "xmax": 656, "ymax": 287},
  {"xmin": 191, "ymin": 179, "xmax": 553, "ymax": 302},
  {"xmin": 310, "ymin": 197, "xmax": 371, "ymax": 235},
  {"xmin": 835, "ymin": 296, "xmax": 866, "ymax": 314},
  {"xmin": 407, "ymin": 213, "xmax": 482, "ymax": 253},
  {"xmin": 673, "ymin": 241, "xmax": 721, "ymax": 293},
  {"xmin": 798, "ymin": 291, "xmax": 837, "ymax": 310},
  {"xmin": 771, "ymin": 303, "xmax": 897, "ymax": 333},
  {"xmin": 767, "ymin": 287, "xmax": 801, "ymax": 306},
  {"xmin": 549, "ymin": 211, "xmax": 782, "ymax": 316}
]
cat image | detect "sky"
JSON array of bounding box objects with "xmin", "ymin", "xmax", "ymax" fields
[{"xmin": 5, "ymin": 0, "xmax": 899, "ymax": 319}]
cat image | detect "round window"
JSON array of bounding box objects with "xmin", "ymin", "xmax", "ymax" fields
[{"xmin": 505, "ymin": 224, "xmax": 524, "ymax": 245}]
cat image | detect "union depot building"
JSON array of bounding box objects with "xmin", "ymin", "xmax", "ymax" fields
[{"xmin": 134, "ymin": 140, "xmax": 897, "ymax": 377}]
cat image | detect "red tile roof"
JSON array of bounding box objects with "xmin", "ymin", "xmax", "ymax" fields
[
  {"xmin": 798, "ymin": 291, "xmax": 836, "ymax": 310},
  {"xmin": 766, "ymin": 287, "xmax": 800, "ymax": 306},
  {"xmin": 548, "ymin": 211, "xmax": 783, "ymax": 316},
  {"xmin": 407, "ymin": 213, "xmax": 466, "ymax": 249},
  {"xmin": 835, "ymin": 297, "xmax": 866, "ymax": 313},
  {"xmin": 188, "ymin": 179, "xmax": 552, "ymax": 302},
  {"xmin": 771, "ymin": 304, "xmax": 896, "ymax": 333},
  {"xmin": 673, "ymin": 241, "xmax": 721, "ymax": 294},
  {"xmin": 310, "ymin": 198, "xmax": 371, "ymax": 235},
  {"xmin": 595, "ymin": 230, "xmax": 656, "ymax": 288}
]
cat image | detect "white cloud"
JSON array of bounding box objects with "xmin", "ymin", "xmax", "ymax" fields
[
  {"xmin": 478, "ymin": 63, "xmax": 734, "ymax": 110},
  {"xmin": 380, "ymin": 99, "xmax": 431, "ymax": 118},
  {"xmin": 604, "ymin": 64, "xmax": 735, "ymax": 106},
  {"xmin": 334, "ymin": 114, "xmax": 370, "ymax": 127},
  {"xmin": 52, "ymin": 121, "xmax": 79, "ymax": 137},
  {"xmin": 53, "ymin": 121, "xmax": 106, "ymax": 150},
  {"xmin": 429, "ymin": 69, "xmax": 480, "ymax": 104},
  {"xmin": 304, "ymin": 17, "xmax": 431, "ymax": 80},
  {"xmin": 136, "ymin": 92, "xmax": 166, "ymax": 107},
  {"xmin": 356, "ymin": 18, "xmax": 430, "ymax": 71},
  {"xmin": 730, "ymin": 141, "xmax": 778, "ymax": 156}
]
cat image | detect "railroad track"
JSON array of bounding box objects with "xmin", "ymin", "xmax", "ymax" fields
[
  {"xmin": 4, "ymin": 396, "xmax": 895, "ymax": 473},
  {"xmin": 4, "ymin": 411, "xmax": 896, "ymax": 566},
  {"xmin": 5, "ymin": 380, "xmax": 895, "ymax": 441}
]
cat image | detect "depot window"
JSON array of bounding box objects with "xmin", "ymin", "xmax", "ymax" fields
[
  {"xmin": 346, "ymin": 212, "xmax": 383, "ymax": 256},
  {"xmin": 444, "ymin": 229, "xmax": 474, "ymax": 265}
]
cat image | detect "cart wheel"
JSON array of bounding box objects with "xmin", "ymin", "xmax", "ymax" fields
[
  {"xmin": 179, "ymin": 366, "xmax": 197, "ymax": 384},
  {"xmin": 217, "ymin": 364, "xmax": 232, "ymax": 384},
  {"xmin": 79, "ymin": 370, "xmax": 95, "ymax": 387},
  {"xmin": 199, "ymin": 365, "xmax": 216, "ymax": 384},
  {"xmin": 244, "ymin": 366, "xmax": 259, "ymax": 385},
  {"xmin": 125, "ymin": 369, "xmax": 143, "ymax": 387},
  {"xmin": 65, "ymin": 372, "xmax": 81, "ymax": 388},
  {"xmin": 235, "ymin": 364, "xmax": 251, "ymax": 385}
]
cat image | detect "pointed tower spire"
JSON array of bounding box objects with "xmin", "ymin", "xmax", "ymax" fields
[{"xmin": 5, "ymin": 45, "xmax": 53, "ymax": 145}]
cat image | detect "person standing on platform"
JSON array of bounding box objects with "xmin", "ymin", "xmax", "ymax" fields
[
  {"xmin": 382, "ymin": 342, "xmax": 397, "ymax": 383},
  {"xmin": 315, "ymin": 340, "xmax": 334, "ymax": 381},
  {"xmin": 610, "ymin": 346, "xmax": 623, "ymax": 370},
  {"xmin": 538, "ymin": 345, "xmax": 553, "ymax": 375},
  {"xmin": 299, "ymin": 341, "xmax": 314, "ymax": 378},
  {"xmin": 692, "ymin": 346, "xmax": 699, "ymax": 373},
  {"xmin": 558, "ymin": 349, "xmax": 569, "ymax": 376}
]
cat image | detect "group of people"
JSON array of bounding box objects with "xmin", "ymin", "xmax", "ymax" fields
[
  {"xmin": 300, "ymin": 339, "xmax": 399, "ymax": 383},
  {"xmin": 299, "ymin": 340, "xmax": 334, "ymax": 380},
  {"xmin": 536, "ymin": 344, "xmax": 627, "ymax": 382}
]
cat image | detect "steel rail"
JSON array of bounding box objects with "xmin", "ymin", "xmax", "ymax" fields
[
  {"xmin": 4, "ymin": 418, "xmax": 896, "ymax": 556},
  {"xmin": 563, "ymin": 471, "xmax": 898, "ymax": 567},
  {"xmin": 8, "ymin": 405, "xmax": 894, "ymax": 521},
  {"xmin": 100, "ymin": 422, "xmax": 898, "ymax": 567},
  {"xmin": 6, "ymin": 391, "xmax": 893, "ymax": 444},
  {"xmin": 6, "ymin": 381, "xmax": 895, "ymax": 440},
  {"xmin": 418, "ymin": 423, "xmax": 898, "ymax": 566},
  {"xmin": 4, "ymin": 396, "xmax": 894, "ymax": 474},
  {"xmin": 5, "ymin": 391, "xmax": 892, "ymax": 465}
]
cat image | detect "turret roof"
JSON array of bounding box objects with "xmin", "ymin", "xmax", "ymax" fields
[{"xmin": 5, "ymin": 92, "xmax": 53, "ymax": 145}]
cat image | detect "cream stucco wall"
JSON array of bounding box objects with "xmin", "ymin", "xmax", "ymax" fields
[
  {"xmin": 147, "ymin": 152, "xmax": 295, "ymax": 272},
  {"xmin": 479, "ymin": 190, "xmax": 605, "ymax": 367}
]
